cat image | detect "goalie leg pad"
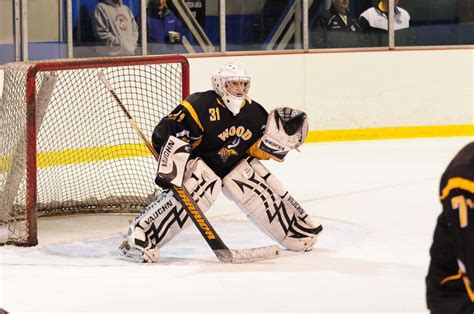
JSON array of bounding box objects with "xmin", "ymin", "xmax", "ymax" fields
[
  {"xmin": 121, "ymin": 158, "xmax": 222, "ymax": 262},
  {"xmin": 183, "ymin": 158, "xmax": 222, "ymax": 211},
  {"xmin": 123, "ymin": 189, "xmax": 188, "ymax": 256},
  {"xmin": 223, "ymin": 158, "xmax": 322, "ymax": 252}
]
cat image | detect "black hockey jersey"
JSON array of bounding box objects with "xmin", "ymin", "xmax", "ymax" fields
[
  {"xmin": 152, "ymin": 90, "xmax": 269, "ymax": 178},
  {"xmin": 426, "ymin": 142, "xmax": 474, "ymax": 314}
]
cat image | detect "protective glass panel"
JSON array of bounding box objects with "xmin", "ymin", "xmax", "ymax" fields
[
  {"xmin": 357, "ymin": 0, "xmax": 416, "ymax": 47},
  {"xmin": 0, "ymin": 0, "xmax": 15, "ymax": 63},
  {"xmin": 402, "ymin": 0, "xmax": 474, "ymax": 46},
  {"xmin": 73, "ymin": 0, "xmax": 142, "ymax": 58},
  {"xmin": 226, "ymin": 0, "xmax": 303, "ymax": 52},
  {"xmin": 144, "ymin": 0, "xmax": 218, "ymax": 55},
  {"xmin": 27, "ymin": 0, "xmax": 68, "ymax": 60},
  {"xmin": 309, "ymin": 0, "xmax": 370, "ymax": 48}
]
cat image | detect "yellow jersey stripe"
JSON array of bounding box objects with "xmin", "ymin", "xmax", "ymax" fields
[
  {"xmin": 246, "ymin": 140, "xmax": 272, "ymax": 160},
  {"xmin": 216, "ymin": 97, "xmax": 226, "ymax": 108},
  {"xmin": 181, "ymin": 100, "xmax": 204, "ymax": 132},
  {"xmin": 440, "ymin": 177, "xmax": 474, "ymax": 201},
  {"xmin": 440, "ymin": 270, "xmax": 463, "ymax": 285}
]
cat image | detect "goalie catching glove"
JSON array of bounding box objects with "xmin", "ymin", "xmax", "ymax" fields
[{"xmin": 258, "ymin": 107, "xmax": 308, "ymax": 161}]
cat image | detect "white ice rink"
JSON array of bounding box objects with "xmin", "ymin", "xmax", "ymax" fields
[{"xmin": 1, "ymin": 137, "xmax": 472, "ymax": 313}]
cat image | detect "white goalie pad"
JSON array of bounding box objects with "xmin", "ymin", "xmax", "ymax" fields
[
  {"xmin": 157, "ymin": 135, "xmax": 192, "ymax": 187},
  {"xmin": 258, "ymin": 107, "xmax": 309, "ymax": 161},
  {"xmin": 223, "ymin": 158, "xmax": 322, "ymax": 252},
  {"xmin": 183, "ymin": 158, "xmax": 222, "ymax": 211},
  {"xmin": 122, "ymin": 158, "xmax": 222, "ymax": 262},
  {"xmin": 122, "ymin": 189, "xmax": 186, "ymax": 262}
]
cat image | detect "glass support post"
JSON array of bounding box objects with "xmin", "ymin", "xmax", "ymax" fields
[
  {"xmin": 388, "ymin": 0, "xmax": 395, "ymax": 49},
  {"xmin": 67, "ymin": 0, "xmax": 73, "ymax": 58},
  {"xmin": 219, "ymin": 0, "xmax": 226, "ymax": 53},
  {"xmin": 303, "ymin": 0, "xmax": 309, "ymax": 51},
  {"xmin": 141, "ymin": 0, "xmax": 147, "ymax": 56},
  {"xmin": 14, "ymin": 0, "xmax": 21, "ymax": 61},
  {"xmin": 21, "ymin": 0, "xmax": 28, "ymax": 60}
]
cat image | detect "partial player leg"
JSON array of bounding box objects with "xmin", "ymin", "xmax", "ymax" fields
[
  {"xmin": 223, "ymin": 157, "xmax": 322, "ymax": 252},
  {"xmin": 120, "ymin": 158, "xmax": 222, "ymax": 262}
]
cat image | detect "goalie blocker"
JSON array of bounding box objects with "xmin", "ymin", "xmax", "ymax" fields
[{"xmin": 156, "ymin": 135, "xmax": 192, "ymax": 187}]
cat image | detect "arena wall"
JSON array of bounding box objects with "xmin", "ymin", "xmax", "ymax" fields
[
  {"xmin": 187, "ymin": 49, "xmax": 473, "ymax": 140},
  {"xmin": 1, "ymin": 49, "xmax": 473, "ymax": 141}
]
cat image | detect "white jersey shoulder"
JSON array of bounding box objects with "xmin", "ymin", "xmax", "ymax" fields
[{"xmin": 360, "ymin": 7, "xmax": 410, "ymax": 30}]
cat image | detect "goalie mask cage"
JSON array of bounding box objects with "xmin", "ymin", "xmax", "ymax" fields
[{"xmin": 0, "ymin": 55, "xmax": 190, "ymax": 246}]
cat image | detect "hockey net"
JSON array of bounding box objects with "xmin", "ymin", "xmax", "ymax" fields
[{"xmin": 0, "ymin": 56, "xmax": 189, "ymax": 245}]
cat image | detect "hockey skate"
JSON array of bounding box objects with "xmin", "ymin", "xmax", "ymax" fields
[
  {"xmin": 118, "ymin": 225, "xmax": 160, "ymax": 263},
  {"xmin": 119, "ymin": 242, "xmax": 159, "ymax": 263}
]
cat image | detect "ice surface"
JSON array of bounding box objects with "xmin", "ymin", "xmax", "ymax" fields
[{"xmin": 1, "ymin": 137, "xmax": 472, "ymax": 313}]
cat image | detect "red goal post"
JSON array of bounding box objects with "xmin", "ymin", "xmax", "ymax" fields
[{"xmin": 0, "ymin": 55, "xmax": 190, "ymax": 246}]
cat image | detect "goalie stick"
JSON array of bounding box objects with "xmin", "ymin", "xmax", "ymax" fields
[{"xmin": 98, "ymin": 71, "xmax": 280, "ymax": 263}]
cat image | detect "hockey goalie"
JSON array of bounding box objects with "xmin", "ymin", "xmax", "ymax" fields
[{"xmin": 120, "ymin": 63, "xmax": 323, "ymax": 262}]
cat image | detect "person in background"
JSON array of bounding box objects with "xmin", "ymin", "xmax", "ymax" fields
[
  {"xmin": 359, "ymin": 0, "xmax": 415, "ymax": 46},
  {"xmin": 143, "ymin": 0, "xmax": 184, "ymax": 54},
  {"xmin": 92, "ymin": 0, "xmax": 139, "ymax": 56},
  {"xmin": 311, "ymin": 0, "xmax": 364, "ymax": 48},
  {"xmin": 426, "ymin": 142, "xmax": 474, "ymax": 314}
]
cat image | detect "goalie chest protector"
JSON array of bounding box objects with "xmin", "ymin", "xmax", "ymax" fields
[{"xmin": 173, "ymin": 90, "xmax": 268, "ymax": 178}]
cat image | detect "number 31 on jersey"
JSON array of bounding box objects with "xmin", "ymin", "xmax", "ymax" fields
[{"xmin": 209, "ymin": 108, "xmax": 221, "ymax": 121}]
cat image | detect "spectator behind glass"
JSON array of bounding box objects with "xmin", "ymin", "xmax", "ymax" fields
[
  {"xmin": 92, "ymin": 0, "xmax": 139, "ymax": 56},
  {"xmin": 143, "ymin": 0, "xmax": 184, "ymax": 54},
  {"xmin": 311, "ymin": 0, "xmax": 364, "ymax": 48},
  {"xmin": 359, "ymin": 0, "xmax": 416, "ymax": 46}
]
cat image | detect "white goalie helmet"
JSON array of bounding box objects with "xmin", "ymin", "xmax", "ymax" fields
[{"xmin": 212, "ymin": 63, "xmax": 251, "ymax": 116}]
